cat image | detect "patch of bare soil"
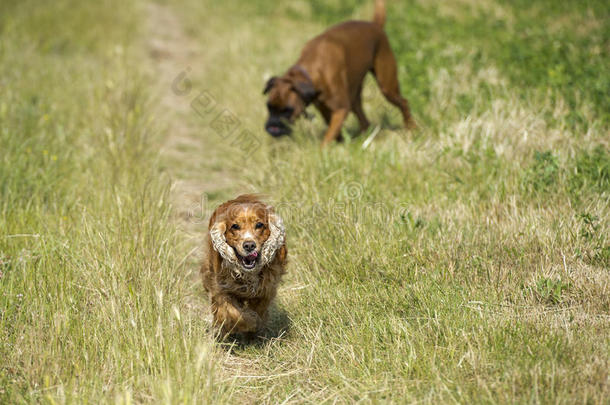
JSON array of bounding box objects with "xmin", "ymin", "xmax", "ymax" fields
[{"xmin": 146, "ymin": 2, "xmax": 233, "ymax": 260}]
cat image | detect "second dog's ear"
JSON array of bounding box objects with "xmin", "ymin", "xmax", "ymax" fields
[
  {"xmin": 293, "ymin": 80, "xmax": 319, "ymax": 104},
  {"xmin": 263, "ymin": 77, "xmax": 278, "ymax": 95}
]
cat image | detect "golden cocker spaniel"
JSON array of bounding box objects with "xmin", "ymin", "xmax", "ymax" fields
[{"xmin": 201, "ymin": 195, "xmax": 287, "ymax": 337}]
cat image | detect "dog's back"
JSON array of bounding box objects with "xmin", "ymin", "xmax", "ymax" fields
[
  {"xmin": 298, "ymin": 22, "xmax": 386, "ymax": 89},
  {"xmin": 300, "ymin": 0, "xmax": 388, "ymax": 64}
]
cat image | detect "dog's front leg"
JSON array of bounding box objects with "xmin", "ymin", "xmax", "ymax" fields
[
  {"xmin": 248, "ymin": 295, "xmax": 274, "ymax": 324},
  {"xmin": 211, "ymin": 294, "xmax": 262, "ymax": 336},
  {"xmin": 321, "ymin": 109, "xmax": 349, "ymax": 147}
]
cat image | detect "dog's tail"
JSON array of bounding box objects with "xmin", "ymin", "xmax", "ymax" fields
[{"xmin": 373, "ymin": 0, "xmax": 386, "ymax": 27}]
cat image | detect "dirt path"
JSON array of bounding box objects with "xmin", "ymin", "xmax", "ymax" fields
[
  {"xmin": 145, "ymin": 0, "xmax": 266, "ymax": 378},
  {"xmin": 145, "ymin": 2, "xmax": 234, "ymax": 268}
]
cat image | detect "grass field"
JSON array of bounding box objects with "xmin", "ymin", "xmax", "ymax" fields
[{"xmin": 1, "ymin": 0, "xmax": 608, "ymax": 403}]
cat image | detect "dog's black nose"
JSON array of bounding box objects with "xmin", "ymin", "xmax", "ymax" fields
[
  {"xmin": 243, "ymin": 241, "xmax": 256, "ymax": 252},
  {"xmin": 265, "ymin": 122, "xmax": 292, "ymax": 137}
]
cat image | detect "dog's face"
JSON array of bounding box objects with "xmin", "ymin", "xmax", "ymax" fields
[
  {"xmin": 263, "ymin": 74, "xmax": 319, "ymax": 137},
  {"xmin": 221, "ymin": 203, "xmax": 271, "ymax": 270}
]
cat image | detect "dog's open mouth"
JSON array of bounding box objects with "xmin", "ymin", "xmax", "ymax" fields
[
  {"xmin": 237, "ymin": 251, "xmax": 259, "ymax": 270},
  {"xmin": 265, "ymin": 123, "xmax": 292, "ymax": 137}
]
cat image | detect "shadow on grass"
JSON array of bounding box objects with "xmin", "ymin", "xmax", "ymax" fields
[{"xmin": 257, "ymin": 304, "xmax": 292, "ymax": 342}]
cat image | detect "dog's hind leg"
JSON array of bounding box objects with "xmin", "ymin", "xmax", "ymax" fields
[
  {"xmin": 373, "ymin": 36, "xmax": 415, "ymax": 129},
  {"xmin": 353, "ymin": 86, "xmax": 370, "ymax": 134}
]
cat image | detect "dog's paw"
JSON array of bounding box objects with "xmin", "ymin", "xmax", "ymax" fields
[{"xmin": 405, "ymin": 118, "xmax": 417, "ymax": 131}]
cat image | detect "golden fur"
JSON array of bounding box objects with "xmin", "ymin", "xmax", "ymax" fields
[{"xmin": 201, "ymin": 195, "xmax": 287, "ymax": 336}]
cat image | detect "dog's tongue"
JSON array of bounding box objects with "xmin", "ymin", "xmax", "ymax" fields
[{"xmin": 246, "ymin": 251, "xmax": 258, "ymax": 260}]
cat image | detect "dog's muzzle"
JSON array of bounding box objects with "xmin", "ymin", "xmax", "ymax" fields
[
  {"xmin": 265, "ymin": 122, "xmax": 292, "ymax": 137},
  {"xmin": 237, "ymin": 251, "xmax": 259, "ymax": 270}
]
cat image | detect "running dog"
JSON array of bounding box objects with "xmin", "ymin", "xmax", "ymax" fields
[{"xmin": 201, "ymin": 195, "xmax": 287, "ymax": 337}]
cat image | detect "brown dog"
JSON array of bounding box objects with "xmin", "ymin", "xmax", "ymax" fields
[
  {"xmin": 201, "ymin": 195, "xmax": 287, "ymax": 337},
  {"xmin": 264, "ymin": 0, "xmax": 414, "ymax": 146}
]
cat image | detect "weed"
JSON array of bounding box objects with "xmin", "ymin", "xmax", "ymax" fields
[
  {"xmin": 570, "ymin": 146, "xmax": 610, "ymax": 193},
  {"xmin": 524, "ymin": 150, "xmax": 561, "ymax": 192},
  {"xmin": 529, "ymin": 277, "xmax": 571, "ymax": 305}
]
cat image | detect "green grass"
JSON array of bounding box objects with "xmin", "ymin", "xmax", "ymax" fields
[
  {"xmin": 0, "ymin": 1, "xmax": 231, "ymax": 402},
  {"xmin": 1, "ymin": 0, "xmax": 609, "ymax": 403}
]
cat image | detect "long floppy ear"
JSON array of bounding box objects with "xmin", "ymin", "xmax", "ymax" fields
[
  {"xmin": 292, "ymin": 80, "xmax": 319, "ymax": 104},
  {"xmin": 259, "ymin": 212, "xmax": 286, "ymax": 266},
  {"xmin": 263, "ymin": 77, "xmax": 278, "ymax": 95},
  {"xmin": 209, "ymin": 221, "xmax": 238, "ymax": 265}
]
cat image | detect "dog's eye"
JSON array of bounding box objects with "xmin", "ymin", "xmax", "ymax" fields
[
  {"xmin": 282, "ymin": 107, "xmax": 294, "ymax": 115},
  {"xmin": 231, "ymin": 224, "xmax": 240, "ymax": 230},
  {"xmin": 255, "ymin": 222, "xmax": 265, "ymax": 229}
]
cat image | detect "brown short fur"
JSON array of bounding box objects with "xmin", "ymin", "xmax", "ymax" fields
[
  {"xmin": 264, "ymin": 0, "xmax": 415, "ymax": 146},
  {"xmin": 201, "ymin": 195, "xmax": 287, "ymax": 337}
]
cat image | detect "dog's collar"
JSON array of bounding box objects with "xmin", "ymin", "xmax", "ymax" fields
[
  {"xmin": 292, "ymin": 64, "xmax": 314, "ymax": 84},
  {"xmin": 290, "ymin": 64, "xmax": 319, "ymax": 111}
]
